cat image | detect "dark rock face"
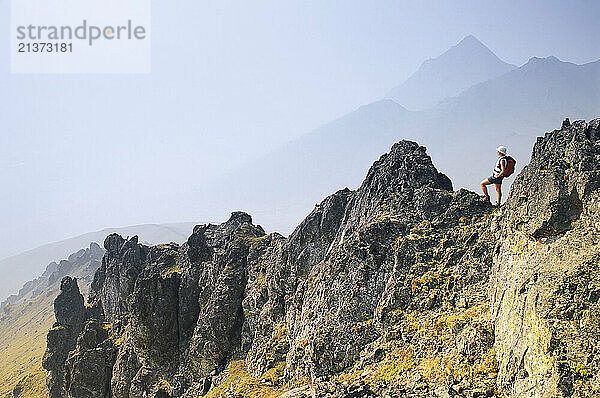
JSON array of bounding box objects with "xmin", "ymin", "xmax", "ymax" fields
[
  {"xmin": 42, "ymin": 277, "xmax": 86, "ymax": 398},
  {"xmin": 43, "ymin": 121, "xmax": 600, "ymax": 397},
  {"xmin": 64, "ymin": 320, "xmax": 116, "ymax": 398},
  {"xmin": 342, "ymin": 141, "xmax": 453, "ymax": 234},
  {"xmin": 89, "ymin": 234, "xmax": 147, "ymax": 323},
  {"xmin": 54, "ymin": 277, "xmax": 85, "ymax": 327}
]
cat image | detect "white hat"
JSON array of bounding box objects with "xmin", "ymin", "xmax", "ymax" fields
[{"xmin": 496, "ymin": 146, "xmax": 507, "ymax": 155}]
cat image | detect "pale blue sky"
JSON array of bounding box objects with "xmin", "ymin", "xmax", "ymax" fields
[{"xmin": 1, "ymin": 0, "xmax": 599, "ymax": 258}]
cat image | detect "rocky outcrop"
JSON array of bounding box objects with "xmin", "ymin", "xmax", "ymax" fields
[
  {"xmin": 492, "ymin": 119, "xmax": 600, "ymax": 397},
  {"xmin": 43, "ymin": 119, "xmax": 600, "ymax": 398},
  {"xmin": 42, "ymin": 277, "xmax": 86, "ymax": 398}
]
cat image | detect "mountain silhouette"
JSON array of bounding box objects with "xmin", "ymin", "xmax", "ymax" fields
[{"xmin": 386, "ymin": 35, "xmax": 516, "ymax": 110}]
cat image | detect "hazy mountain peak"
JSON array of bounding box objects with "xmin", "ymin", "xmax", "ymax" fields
[
  {"xmin": 525, "ymin": 55, "xmax": 564, "ymax": 66},
  {"xmin": 453, "ymin": 34, "xmax": 490, "ymax": 52},
  {"xmin": 356, "ymin": 99, "xmax": 408, "ymax": 113},
  {"xmin": 458, "ymin": 33, "xmax": 479, "ymax": 43},
  {"xmin": 421, "ymin": 35, "xmax": 488, "ymax": 65},
  {"xmin": 385, "ymin": 35, "xmax": 516, "ymax": 110},
  {"xmin": 511, "ymin": 55, "xmax": 590, "ymax": 77}
]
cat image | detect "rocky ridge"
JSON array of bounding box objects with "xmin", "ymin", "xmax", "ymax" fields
[
  {"xmin": 1, "ymin": 243, "xmax": 104, "ymax": 398},
  {"xmin": 43, "ymin": 119, "xmax": 600, "ymax": 397},
  {"xmin": 1, "ymin": 243, "xmax": 103, "ymax": 314}
]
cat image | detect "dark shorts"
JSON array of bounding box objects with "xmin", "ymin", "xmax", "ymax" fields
[{"xmin": 488, "ymin": 175, "xmax": 504, "ymax": 184}]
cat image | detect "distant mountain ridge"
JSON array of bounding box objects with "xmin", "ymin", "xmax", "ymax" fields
[
  {"xmin": 417, "ymin": 55, "xmax": 600, "ymax": 192},
  {"xmin": 436, "ymin": 55, "xmax": 600, "ymax": 120},
  {"xmin": 202, "ymin": 37, "xmax": 599, "ymax": 236},
  {"xmin": 385, "ymin": 35, "xmax": 516, "ymax": 110},
  {"xmin": 0, "ymin": 222, "xmax": 199, "ymax": 302}
]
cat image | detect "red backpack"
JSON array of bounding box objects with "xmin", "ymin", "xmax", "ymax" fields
[{"xmin": 504, "ymin": 156, "xmax": 516, "ymax": 176}]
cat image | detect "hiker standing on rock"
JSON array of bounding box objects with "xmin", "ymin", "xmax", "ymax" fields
[{"xmin": 481, "ymin": 146, "xmax": 516, "ymax": 205}]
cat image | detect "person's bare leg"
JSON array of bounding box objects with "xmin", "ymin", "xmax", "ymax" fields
[
  {"xmin": 480, "ymin": 179, "xmax": 491, "ymax": 200},
  {"xmin": 495, "ymin": 184, "xmax": 502, "ymax": 205}
]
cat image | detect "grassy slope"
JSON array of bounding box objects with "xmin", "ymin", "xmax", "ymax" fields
[
  {"xmin": 202, "ymin": 360, "xmax": 288, "ymax": 398},
  {"xmin": 0, "ymin": 278, "xmax": 89, "ymax": 397},
  {"xmin": 0, "ymin": 287, "xmax": 56, "ymax": 398},
  {"xmin": 11, "ymin": 364, "xmax": 48, "ymax": 398}
]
